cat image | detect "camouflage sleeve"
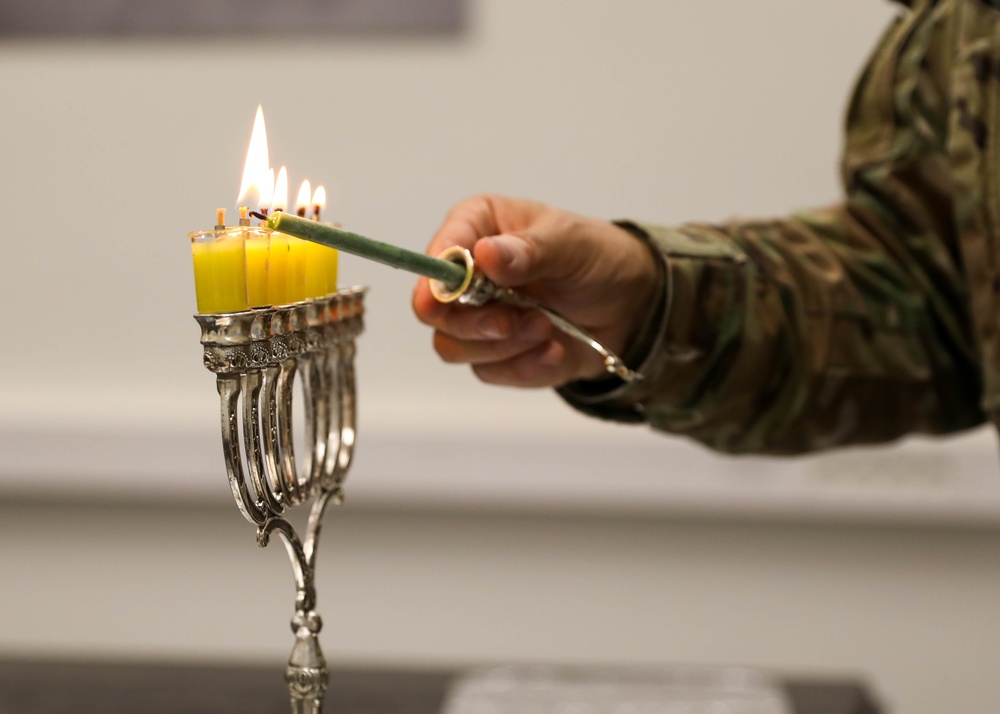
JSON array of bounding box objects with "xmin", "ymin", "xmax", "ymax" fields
[{"xmin": 558, "ymin": 0, "xmax": 987, "ymax": 454}]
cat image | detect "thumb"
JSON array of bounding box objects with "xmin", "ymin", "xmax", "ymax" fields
[{"xmin": 473, "ymin": 232, "xmax": 564, "ymax": 287}]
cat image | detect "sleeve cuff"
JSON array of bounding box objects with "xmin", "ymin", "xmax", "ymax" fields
[{"xmin": 557, "ymin": 220, "xmax": 747, "ymax": 425}]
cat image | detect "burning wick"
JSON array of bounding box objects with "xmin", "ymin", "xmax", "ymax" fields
[
  {"xmin": 312, "ymin": 186, "xmax": 326, "ymax": 222},
  {"xmin": 257, "ymin": 205, "xmax": 272, "ymax": 227},
  {"xmin": 295, "ymin": 179, "xmax": 311, "ymax": 219},
  {"xmin": 238, "ymin": 206, "xmax": 250, "ymax": 227}
]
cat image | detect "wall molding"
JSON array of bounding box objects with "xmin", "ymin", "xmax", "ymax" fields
[{"xmin": 3, "ymin": 394, "xmax": 999, "ymax": 528}]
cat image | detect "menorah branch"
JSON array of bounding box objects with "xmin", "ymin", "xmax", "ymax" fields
[{"xmin": 196, "ymin": 288, "xmax": 365, "ymax": 714}]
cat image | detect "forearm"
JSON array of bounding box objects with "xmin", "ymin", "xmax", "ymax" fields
[
  {"xmin": 560, "ymin": 203, "xmax": 985, "ymax": 454},
  {"xmin": 560, "ymin": 0, "xmax": 991, "ymax": 453}
]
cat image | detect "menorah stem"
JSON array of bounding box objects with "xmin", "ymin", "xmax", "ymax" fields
[
  {"xmin": 259, "ymin": 517, "xmax": 329, "ymax": 711},
  {"xmin": 307, "ymin": 483, "xmax": 342, "ymax": 559},
  {"xmin": 286, "ymin": 609, "xmax": 329, "ymax": 714}
]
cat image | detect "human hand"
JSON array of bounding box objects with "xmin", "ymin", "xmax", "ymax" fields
[{"xmin": 412, "ymin": 195, "xmax": 660, "ymax": 388}]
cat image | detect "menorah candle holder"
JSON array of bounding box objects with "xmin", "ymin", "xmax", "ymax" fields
[{"xmin": 194, "ymin": 287, "xmax": 365, "ymax": 714}]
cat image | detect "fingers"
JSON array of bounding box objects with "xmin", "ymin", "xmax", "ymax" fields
[
  {"xmin": 430, "ymin": 315, "xmax": 609, "ymax": 388},
  {"xmin": 469, "ymin": 335, "xmax": 607, "ymax": 388},
  {"xmin": 433, "ymin": 326, "xmax": 552, "ymax": 366},
  {"xmin": 412, "ymin": 276, "xmax": 450, "ymax": 324},
  {"xmin": 429, "ymin": 304, "xmax": 552, "ymax": 344},
  {"xmin": 432, "ymin": 335, "xmax": 569, "ymax": 388},
  {"xmin": 473, "ymin": 233, "xmax": 548, "ymax": 288},
  {"xmin": 428, "ymin": 307, "xmax": 561, "ymax": 387},
  {"xmin": 415, "ymin": 194, "xmax": 645, "ymax": 388},
  {"xmin": 426, "ymin": 195, "xmax": 504, "ymax": 257},
  {"xmin": 421, "ymin": 195, "xmax": 577, "ymax": 296},
  {"xmin": 414, "ymin": 277, "xmax": 533, "ymax": 335},
  {"xmin": 472, "ymin": 341, "xmax": 568, "ymax": 388}
]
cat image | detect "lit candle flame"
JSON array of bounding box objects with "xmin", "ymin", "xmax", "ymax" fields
[
  {"xmin": 273, "ymin": 166, "xmax": 289, "ymax": 212},
  {"xmin": 295, "ymin": 180, "xmax": 312, "ymax": 217},
  {"xmin": 236, "ymin": 105, "xmax": 271, "ymax": 209},
  {"xmin": 312, "ymin": 186, "xmax": 326, "ymax": 220},
  {"xmin": 261, "ymin": 168, "xmax": 275, "ymax": 213}
]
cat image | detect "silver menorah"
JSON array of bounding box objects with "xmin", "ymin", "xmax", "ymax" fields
[{"xmin": 194, "ymin": 287, "xmax": 365, "ymax": 714}]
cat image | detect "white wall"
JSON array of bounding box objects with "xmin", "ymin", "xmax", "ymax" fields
[
  {"xmin": 3, "ymin": 2, "xmax": 1000, "ymax": 714},
  {"xmin": 0, "ymin": 0, "xmax": 906, "ymax": 457},
  {"xmin": 4, "ymin": 500, "xmax": 1000, "ymax": 714}
]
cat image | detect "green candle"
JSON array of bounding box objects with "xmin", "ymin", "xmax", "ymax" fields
[{"xmin": 266, "ymin": 212, "xmax": 467, "ymax": 287}]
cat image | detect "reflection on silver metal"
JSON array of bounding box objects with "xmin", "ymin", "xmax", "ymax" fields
[
  {"xmin": 429, "ymin": 246, "xmax": 641, "ymax": 383},
  {"xmin": 194, "ymin": 287, "xmax": 365, "ymax": 714}
]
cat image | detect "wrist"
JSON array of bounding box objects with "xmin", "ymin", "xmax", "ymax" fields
[
  {"xmin": 564, "ymin": 220, "xmax": 668, "ymax": 384},
  {"xmin": 609, "ymin": 220, "xmax": 667, "ymax": 363}
]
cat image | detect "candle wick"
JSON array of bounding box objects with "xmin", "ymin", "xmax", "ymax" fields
[{"xmin": 250, "ymin": 210, "xmax": 268, "ymax": 221}]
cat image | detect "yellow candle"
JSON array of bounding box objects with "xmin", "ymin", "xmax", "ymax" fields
[
  {"xmin": 286, "ymin": 236, "xmax": 309, "ymax": 303},
  {"xmin": 293, "ymin": 179, "xmax": 321, "ymax": 300},
  {"xmin": 310, "ymin": 188, "xmax": 337, "ymax": 296},
  {"xmin": 244, "ymin": 229, "xmax": 270, "ymax": 307},
  {"xmin": 190, "ymin": 229, "xmax": 249, "ymax": 314},
  {"xmin": 304, "ymin": 241, "xmax": 328, "ymax": 298},
  {"xmin": 267, "ymin": 233, "xmax": 289, "ymax": 305},
  {"xmin": 323, "ymin": 245, "xmax": 339, "ymax": 295}
]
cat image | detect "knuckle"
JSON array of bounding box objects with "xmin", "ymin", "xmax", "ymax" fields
[
  {"xmin": 510, "ymin": 342, "xmax": 564, "ymax": 385},
  {"xmin": 472, "ymin": 363, "xmax": 509, "ymax": 386},
  {"xmin": 413, "ymin": 282, "xmax": 441, "ymax": 316},
  {"xmin": 433, "ymin": 333, "xmax": 464, "ymax": 363}
]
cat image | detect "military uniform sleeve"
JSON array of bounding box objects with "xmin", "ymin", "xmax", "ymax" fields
[{"xmin": 559, "ymin": 0, "xmax": 987, "ymax": 454}]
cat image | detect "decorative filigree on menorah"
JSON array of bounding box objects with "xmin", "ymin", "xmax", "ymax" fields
[{"xmin": 195, "ymin": 287, "xmax": 365, "ymax": 714}]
